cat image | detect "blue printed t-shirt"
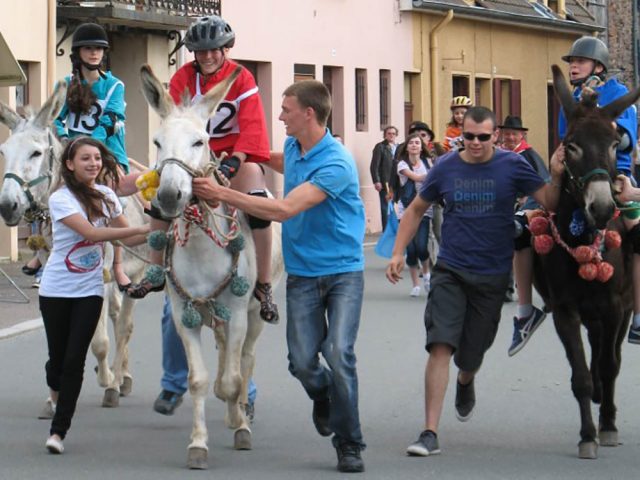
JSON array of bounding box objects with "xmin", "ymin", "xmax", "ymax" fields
[
  {"xmin": 282, "ymin": 130, "xmax": 365, "ymax": 276},
  {"xmin": 420, "ymin": 149, "xmax": 545, "ymax": 275},
  {"xmin": 558, "ymin": 77, "xmax": 638, "ymax": 175}
]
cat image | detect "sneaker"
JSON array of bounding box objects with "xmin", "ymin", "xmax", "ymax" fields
[
  {"xmin": 508, "ymin": 307, "xmax": 546, "ymax": 357},
  {"xmin": 245, "ymin": 402, "xmax": 255, "ymax": 423},
  {"xmin": 333, "ymin": 439, "xmax": 364, "ymax": 473},
  {"xmin": 38, "ymin": 397, "xmax": 56, "ymax": 420},
  {"xmin": 455, "ymin": 378, "xmax": 475, "ymax": 422},
  {"xmin": 32, "ymin": 278, "xmax": 40, "ymax": 288},
  {"xmin": 410, "ymin": 286, "xmax": 421, "ymax": 297},
  {"xmin": 422, "ymin": 274, "xmax": 431, "ymax": 295},
  {"xmin": 312, "ymin": 398, "xmax": 332, "ymax": 437},
  {"xmin": 45, "ymin": 435, "xmax": 64, "ymax": 454},
  {"xmin": 406, "ymin": 429, "xmax": 441, "ymax": 456},
  {"xmin": 153, "ymin": 389, "xmax": 183, "ymax": 416},
  {"xmin": 629, "ymin": 325, "xmax": 640, "ymax": 345}
]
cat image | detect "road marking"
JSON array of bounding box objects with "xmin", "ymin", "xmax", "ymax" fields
[{"xmin": 0, "ymin": 318, "xmax": 43, "ymax": 339}]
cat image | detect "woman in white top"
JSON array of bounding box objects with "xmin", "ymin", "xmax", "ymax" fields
[
  {"xmin": 40, "ymin": 137, "xmax": 149, "ymax": 454},
  {"xmin": 396, "ymin": 133, "xmax": 435, "ymax": 297}
]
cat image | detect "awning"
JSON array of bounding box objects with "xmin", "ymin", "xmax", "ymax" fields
[{"xmin": 0, "ymin": 31, "xmax": 26, "ymax": 87}]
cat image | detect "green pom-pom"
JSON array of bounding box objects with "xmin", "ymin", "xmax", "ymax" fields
[
  {"xmin": 227, "ymin": 234, "xmax": 245, "ymax": 254},
  {"xmin": 145, "ymin": 264, "xmax": 165, "ymax": 287},
  {"xmin": 182, "ymin": 302, "xmax": 202, "ymax": 328},
  {"xmin": 230, "ymin": 275, "xmax": 250, "ymax": 297},
  {"xmin": 211, "ymin": 300, "xmax": 231, "ymax": 322},
  {"xmin": 148, "ymin": 230, "xmax": 168, "ymax": 251}
]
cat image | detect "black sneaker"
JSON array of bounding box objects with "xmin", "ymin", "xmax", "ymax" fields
[
  {"xmin": 455, "ymin": 378, "xmax": 475, "ymax": 422},
  {"xmin": 312, "ymin": 398, "xmax": 332, "ymax": 436},
  {"xmin": 406, "ymin": 429, "xmax": 441, "ymax": 456},
  {"xmin": 508, "ymin": 306, "xmax": 546, "ymax": 356},
  {"xmin": 334, "ymin": 440, "xmax": 364, "ymax": 473},
  {"xmin": 153, "ymin": 389, "xmax": 183, "ymax": 415}
]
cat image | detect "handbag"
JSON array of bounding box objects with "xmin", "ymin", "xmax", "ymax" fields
[{"xmin": 374, "ymin": 202, "xmax": 399, "ymax": 259}]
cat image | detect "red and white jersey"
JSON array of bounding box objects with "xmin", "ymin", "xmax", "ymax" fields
[{"xmin": 169, "ymin": 60, "xmax": 270, "ymax": 163}]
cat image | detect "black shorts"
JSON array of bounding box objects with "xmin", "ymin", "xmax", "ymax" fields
[{"xmin": 424, "ymin": 262, "xmax": 510, "ymax": 372}]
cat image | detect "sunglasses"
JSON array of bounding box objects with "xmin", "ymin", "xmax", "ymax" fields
[{"xmin": 462, "ymin": 132, "xmax": 493, "ymax": 142}]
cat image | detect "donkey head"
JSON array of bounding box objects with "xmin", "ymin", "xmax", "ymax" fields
[
  {"xmin": 139, "ymin": 64, "xmax": 241, "ymax": 218},
  {"xmin": 552, "ymin": 64, "xmax": 640, "ymax": 229},
  {"xmin": 0, "ymin": 82, "xmax": 66, "ymax": 225}
]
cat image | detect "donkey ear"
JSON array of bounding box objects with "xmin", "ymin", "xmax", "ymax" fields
[
  {"xmin": 552, "ymin": 64, "xmax": 576, "ymax": 119},
  {"xmin": 601, "ymin": 87, "xmax": 640, "ymax": 121},
  {"xmin": 140, "ymin": 64, "xmax": 174, "ymax": 119},
  {"xmin": 192, "ymin": 66, "xmax": 242, "ymax": 120},
  {"xmin": 33, "ymin": 81, "xmax": 67, "ymax": 129},
  {"xmin": 0, "ymin": 101, "xmax": 22, "ymax": 130}
]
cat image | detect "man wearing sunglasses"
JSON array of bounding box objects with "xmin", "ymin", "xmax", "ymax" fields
[{"xmin": 386, "ymin": 106, "xmax": 565, "ymax": 457}]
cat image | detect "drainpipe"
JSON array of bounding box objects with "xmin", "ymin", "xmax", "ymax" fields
[
  {"xmin": 633, "ymin": 0, "xmax": 639, "ymax": 88},
  {"xmin": 430, "ymin": 9, "xmax": 454, "ymax": 139},
  {"xmin": 47, "ymin": 0, "xmax": 56, "ymax": 95}
]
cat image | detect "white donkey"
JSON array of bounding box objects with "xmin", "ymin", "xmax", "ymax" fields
[
  {"xmin": 139, "ymin": 64, "xmax": 283, "ymax": 469},
  {"xmin": 0, "ymin": 82, "xmax": 148, "ymax": 411}
]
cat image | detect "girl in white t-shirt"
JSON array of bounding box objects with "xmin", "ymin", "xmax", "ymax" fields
[
  {"xmin": 40, "ymin": 137, "xmax": 150, "ymax": 455},
  {"xmin": 396, "ymin": 133, "xmax": 434, "ymax": 298}
]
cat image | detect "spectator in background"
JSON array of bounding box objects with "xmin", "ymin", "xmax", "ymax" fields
[{"xmin": 370, "ymin": 126, "xmax": 398, "ymax": 230}]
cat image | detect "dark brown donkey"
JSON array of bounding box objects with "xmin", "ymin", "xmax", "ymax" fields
[{"xmin": 533, "ymin": 65, "xmax": 640, "ymax": 459}]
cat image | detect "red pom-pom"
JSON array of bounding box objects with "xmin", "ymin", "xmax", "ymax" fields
[
  {"xmin": 597, "ymin": 261, "xmax": 614, "ymax": 282},
  {"xmin": 578, "ymin": 263, "xmax": 598, "ymax": 281},
  {"xmin": 529, "ymin": 209, "xmax": 545, "ymax": 219},
  {"xmin": 529, "ymin": 216, "xmax": 549, "ymax": 236},
  {"xmin": 604, "ymin": 230, "xmax": 622, "ymax": 250},
  {"xmin": 534, "ymin": 234, "xmax": 554, "ymax": 255},
  {"xmin": 573, "ymin": 245, "xmax": 595, "ymax": 264}
]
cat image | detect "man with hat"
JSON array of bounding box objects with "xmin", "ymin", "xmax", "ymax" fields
[{"xmin": 498, "ymin": 116, "xmax": 551, "ymax": 357}]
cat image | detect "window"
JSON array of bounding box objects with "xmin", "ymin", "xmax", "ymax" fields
[
  {"xmin": 492, "ymin": 78, "xmax": 521, "ymax": 124},
  {"xmin": 323, "ymin": 66, "xmax": 344, "ymax": 137},
  {"xmin": 15, "ymin": 61, "xmax": 29, "ymax": 115},
  {"xmin": 474, "ymin": 77, "xmax": 491, "ymax": 108},
  {"xmin": 452, "ymin": 75, "xmax": 470, "ymax": 98},
  {"xmin": 379, "ymin": 69, "xmax": 391, "ymax": 130},
  {"xmin": 294, "ymin": 64, "xmax": 315, "ymax": 82},
  {"xmin": 355, "ymin": 69, "xmax": 368, "ymax": 132}
]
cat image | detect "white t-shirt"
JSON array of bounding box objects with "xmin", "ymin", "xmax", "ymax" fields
[
  {"xmin": 40, "ymin": 185, "xmax": 122, "ymax": 298},
  {"xmin": 396, "ymin": 159, "xmax": 433, "ymax": 219}
]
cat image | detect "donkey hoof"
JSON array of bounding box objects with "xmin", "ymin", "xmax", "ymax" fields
[
  {"xmin": 187, "ymin": 447, "xmax": 208, "ymax": 470},
  {"xmin": 234, "ymin": 428, "xmax": 252, "ymax": 450},
  {"xmin": 599, "ymin": 430, "xmax": 619, "ymax": 447},
  {"xmin": 578, "ymin": 441, "xmax": 598, "ymax": 459},
  {"xmin": 102, "ymin": 388, "xmax": 120, "ymax": 408},
  {"xmin": 120, "ymin": 377, "xmax": 133, "ymax": 397}
]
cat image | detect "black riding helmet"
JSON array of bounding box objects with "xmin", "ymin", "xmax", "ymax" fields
[
  {"xmin": 184, "ymin": 15, "xmax": 235, "ymax": 52},
  {"xmin": 562, "ymin": 36, "xmax": 609, "ymax": 85},
  {"xmin": 71, "ymin": 23, "xmax": 110, "ymax": 50}
]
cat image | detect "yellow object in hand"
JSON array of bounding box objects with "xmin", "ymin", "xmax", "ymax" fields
[
  {"xmin": 135, "ymin": 170, "xmax": 160, "ymax": 190},
  {"xmin": 141, "ymin": 187, "xmax": 158, "ymax": 202}
]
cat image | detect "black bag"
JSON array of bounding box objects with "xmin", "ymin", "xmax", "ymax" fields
[{"xmin": 399, "ymin": 178, "xmax": 417, "ymax": 208}]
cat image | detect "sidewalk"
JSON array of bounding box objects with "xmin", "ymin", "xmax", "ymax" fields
[{"xmin": 0, "ymin": 260, "xmax": 42, "ymax": 333}]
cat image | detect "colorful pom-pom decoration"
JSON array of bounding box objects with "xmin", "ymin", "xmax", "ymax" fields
[
  {"xmin": 141, "ymin": 187, "xmax": 158, "ymax": 202},
  {"xmin": 135, "ymin": 170, "xmax": 160, "ymax": 190},
  {"xmin": 148, "ymin": 230, "xmax": 169, "ymax": 251},
  {"xmin": 182, "ymin": 301, "xmax": 202, "ymax": 328},
  {"xmin": 26, "ymin": 235, "xmax": 48, "ymax": 251},
  {"xmin": 212, "ymin": 300, "xmax": 231, "ymax": 322},
  {"xmin": 227, "ymin": 234, "xmax": 245, "ymax": 254},
  {"xmin": 597, "ymin": 261, "xmax": 615, "ymax": 283},
  {"xmin": 230, "ymin": 275, "xmax": 250, "ymax": 297},
  {"xmin": 604, "ymin": 230, "xmax": 622, "ymax": 250},
  {"xmin": 573, "ymin": 245, "xmax": 595, "ymax": 264},
  {"xmin": 145, "ymin": 264, "xmax": 165, "ymax": 287},
  {"xmin": 534, "ymin": 234, "xmax": 554, "ymax": 255},
  {"xmin": 578, "ymin": 263, "xmax": 598, "ymax": 281},
  {"xmin": 529, "ymin": 216, "xmax": 549, "ymax": 236}
]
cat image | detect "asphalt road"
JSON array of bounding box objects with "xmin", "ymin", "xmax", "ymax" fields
[{"xmin": 1, "ymin": 248, "xmax": 639, "ymax": 480}]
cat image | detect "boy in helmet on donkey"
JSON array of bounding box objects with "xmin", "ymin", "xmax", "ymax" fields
[{"xmin": 509, "ymin": 36, "xmax": 640, "ymax": 354}]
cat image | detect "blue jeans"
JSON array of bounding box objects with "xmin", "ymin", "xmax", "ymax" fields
[
  {"xmin": 286, "ymin": 271, "xmax": 365, "ymax": 447},
  {"xmin": 405, "ymin": 216, "xmax": 430, "ymax": 267},
  {"xmin": 161, "ymin": 295, "xmax": 257, "ymax": 404}
]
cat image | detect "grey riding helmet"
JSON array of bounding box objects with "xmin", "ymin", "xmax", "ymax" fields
[
  {"xmin": 71, "ymin": 23, "xmax": 110, "ymax": 50},
  {"xmin": 184, "ymin": 16, "xmax": 235, "ymax": 52},
  {"xmin": 561, "ymin": 36, "xmax": 609, "ymax": 72}
]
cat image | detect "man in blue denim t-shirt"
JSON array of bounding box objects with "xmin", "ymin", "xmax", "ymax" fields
[{"xmin": 193, "ymin": 80, "xmax": 366, "ymax": 473}]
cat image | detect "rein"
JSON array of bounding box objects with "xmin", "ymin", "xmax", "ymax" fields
[{"xmin": 562, "ymin": 159, "xmax": 611, "ymax": 193}]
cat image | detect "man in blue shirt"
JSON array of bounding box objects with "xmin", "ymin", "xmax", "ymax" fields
[
  {"xmin": 387, "ymin": 107, "xmax": 564, "ymax": 458},
  {"xmin": 192, "ymin": 80, "xmax": 366, "ymax": 473}
]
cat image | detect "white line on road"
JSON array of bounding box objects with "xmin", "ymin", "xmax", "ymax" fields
[{"xmin": 0, "ymin": 317, "xmax": 43, "ymax": 340}]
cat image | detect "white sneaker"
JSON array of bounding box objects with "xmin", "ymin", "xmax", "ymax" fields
[
  {"xmin": 410, "ymin": 286, "xmax": 421, "ymax": 297},
  {"xmin": 46, "ymin": 435, "xmax": 64, "ymax": 454},
  {"xmin": 38, "ymin": 398, "xmax": 56, "ymax": 420},
  {"xmin": 422, "ymin": 274, "xmax": 431, "ymax": 294}
]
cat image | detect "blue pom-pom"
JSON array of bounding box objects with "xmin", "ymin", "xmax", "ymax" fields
[
  {"xmin": 227, "ymin": 234, "xmax": 245, "ymax": 254},
  {"xmin": 230, "ymin": 275, "xmax": 250, "ymax": 296},
  {"xmin": 182, "ymin": 302, "xmax": 202, "ymax": 328},
  {"xmin": 145, "ymin": 264, "xmax": 165, "ymax": 286},
  {"xmin": 148, "ymin": 230, "xmax": 168, "ymax": 251},
  {"xmin": 212, "ymin": 300, "xmax": 231, "ymax": 322},
  {"xmin": 569, "ymin": 209, "xmax": 585, "ymax": 237}
]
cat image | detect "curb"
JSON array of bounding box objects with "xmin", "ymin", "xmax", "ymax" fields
[{"xmin": 0, "ymin": 318, "xmax": 43, "ymax": 340}]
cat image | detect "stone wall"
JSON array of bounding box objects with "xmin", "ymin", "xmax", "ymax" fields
[{"xmin": 606, "ymin": 0, "xmax": 635, "ymax": 88}]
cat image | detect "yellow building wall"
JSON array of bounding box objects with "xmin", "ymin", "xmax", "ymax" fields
[{"xmin": 413, "ymin": 14, "xmax": 585, "ymax": 161}]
